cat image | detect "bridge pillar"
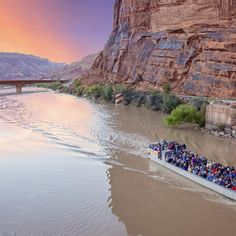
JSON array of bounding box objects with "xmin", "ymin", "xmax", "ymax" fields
[{"xmin": 16, "ymin": 84, "xmax": 22, "ymax": 93}]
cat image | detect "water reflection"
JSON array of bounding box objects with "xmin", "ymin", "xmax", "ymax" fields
[{"xmin": 0, "ymin": 93, "xmax": 127, "ymax": 236}]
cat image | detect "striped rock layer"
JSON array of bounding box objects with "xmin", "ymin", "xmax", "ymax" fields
[{"xmin": 87, "ymin": 0, "xmax": 236, "ymax": 98}]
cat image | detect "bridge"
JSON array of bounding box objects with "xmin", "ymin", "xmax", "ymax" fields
[{"xmin": 0, "ymin": 79, "xmax": 66, "ymax": 93}]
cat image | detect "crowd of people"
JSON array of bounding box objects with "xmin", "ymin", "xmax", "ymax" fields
[{"xmin": 149, "ymin": 140, "xmax": 236, "ymax": 191}]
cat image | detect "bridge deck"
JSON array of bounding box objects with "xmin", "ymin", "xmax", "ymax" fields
[
  {"xmin": 0, "ymin": 80, "xmax": 66, "ymax": 93},
  {"xmin": 0, "ymin": 80, "xmax": 65, "ymax": 85}
]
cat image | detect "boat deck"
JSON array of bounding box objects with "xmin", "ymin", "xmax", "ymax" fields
[{"xmin": 147, "ymin": 148, "xmax": 236, "ymax": 201}]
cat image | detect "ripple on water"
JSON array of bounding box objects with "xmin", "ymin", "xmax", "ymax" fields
[{"xmin": 1, "ymin": 93, "xmax": 236, "ymax": 236}]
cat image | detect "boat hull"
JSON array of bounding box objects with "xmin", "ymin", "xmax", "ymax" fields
[{"xmin": 147, "ymin": 149, "xmax": 236, "ymax": 201}]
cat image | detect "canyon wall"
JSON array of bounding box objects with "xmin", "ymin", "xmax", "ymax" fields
[
  {"xmin": 49, "ymin": 53, "xmax": 99, "ymax": 81},
  {"xmin": 86, "ymin": 0, "xmax": 236, "ymax": 97}
]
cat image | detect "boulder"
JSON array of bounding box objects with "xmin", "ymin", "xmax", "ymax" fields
[{"xmin": 144, "ymin": 95, "xmax": 156, "ymax": 107}]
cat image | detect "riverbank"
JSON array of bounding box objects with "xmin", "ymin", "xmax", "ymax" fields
[
  {"xmin": 40, "ymin": 80, "xmax": 206, "ymax": 112},
  {"xmin": 38, "ymin": 81, "xmax": 236, "ymax": 140},
  {"xmin": 199, "ymin": 127, "xmax": 236, "ymax": 140}
]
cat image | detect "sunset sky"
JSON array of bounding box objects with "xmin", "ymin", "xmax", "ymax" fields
[{"xmin": 0, "ymin": 0, "xmax": 114, "ymax": 63}]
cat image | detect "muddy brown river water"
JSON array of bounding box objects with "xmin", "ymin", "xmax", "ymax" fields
[{"xmin": 0, "ymin": 91, "xmax": 236, "ymax": 236}]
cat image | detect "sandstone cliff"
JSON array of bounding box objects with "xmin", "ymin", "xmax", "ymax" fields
[
  {"xmin": 49, "ymin": 53, "xmax": 99, "ymax": 81},
  {"xmin": 86, "ymin": 0, "xmax": 236, "ymax": 98}
]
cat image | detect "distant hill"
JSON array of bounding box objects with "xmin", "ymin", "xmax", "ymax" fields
[
  {"xmin": 49, "ymin": 52, "xmax": 99, "ymax": 81},
  {"xmin": 0, "ymin": 52, "xmax": 64, "ymax": 81}
]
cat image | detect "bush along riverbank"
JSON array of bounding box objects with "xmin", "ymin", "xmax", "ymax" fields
[
  {"xmin": 46, "ymin": 80, "xmax": 209, "ymax": 128},
  {"xmin": 37, "ymin": 81, "xmax": 64, "ymax": 91},
  {"xmin": 67, "ymin": 80, "xmax": 185, "ymax": 113},
  {"xmin": 38, "ymin": 80, "xmax": 236, "ymax": 139},
  {"xmin": 47, "ymin": 80, "xmax": 236, "ymax": 140},
  {"xmin": 165, "ymin": 104, "xmax": 206, "ymax": 127}
]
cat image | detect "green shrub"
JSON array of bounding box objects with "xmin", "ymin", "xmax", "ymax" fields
[
  {"xmin": 37, "ymin": 83, "xmax": 46, "ymax": 88},
  {"xmin": 149, "ymin": 90, "xmax": 160, "ymax": 96},
  {"xmin": 101, "ymin": 84, "xmax": 113, "ymax": 100},
  {"xmin": 163, "ymin": 83, "xmax": 171, "ymax": 94},
  {"xmin": 70, "ymin": 82, "xmax": 114, "ymax": 100},
  {"xmin": 74, "ymin": 85, "xmax": 86, "ymax": 96},
  {"xmin": 113, "ymin": 84, "xmax": 130, "ymax": 94},
  {"xmin": 52, "ymin": 82, "xmax": 63, "ymax": 90},
  {"xmin": 38, "ymin": 81, "xmax": 63, "ymax": 91},
  {"xmin": 161, "ymin": 94, "xmax": 182, "ymax": 113},
  {"xmin": 62, "ymin": 86, "xmax": 70, "ymax": 93},
  {"xmin": 72, "ymin": 79, "xmax": 82, "ymax": 88},
  {"xmin": 165, "ymin": 104, "xmax": 204, "ymax": 127},
  {"xmin": 81, "ymin": 86, "xmax": 90, "ymax": 95},
  {"xmin": 83, "ymin": 84, "xmax": 103, "ymax": 98},
  {"xmin": 71, "ymin": 79, "xmax": 86, "ymax": 96},
  {"xmin": 190, "ymin": 98, "xmax": 208, "ymax": 111}
]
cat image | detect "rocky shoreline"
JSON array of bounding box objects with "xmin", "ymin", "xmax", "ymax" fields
[{"xmin": 199, "ymin": 127, "xmax": 236, "ymax": 140}]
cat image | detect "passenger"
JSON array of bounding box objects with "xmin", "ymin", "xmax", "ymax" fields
[
  {"xmin": 149, "ymin": 140, "xmax": 236, "ymax": 190},
  {"xmin": 207, "ymin": 174, "xmax": 215, "ymax": 182},
  {"xmin": 188, "ymin": 166, "xmax": 193, "ymax": 173}
]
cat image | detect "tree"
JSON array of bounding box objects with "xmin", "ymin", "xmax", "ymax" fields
[
  {"xmin": 161, "ymin": 94, "xmax": 182, "ymax": 113},
  {"xmin": 165, "ymin": 104, "xmax": 204, "ymax": 127},
  {"xmin": 102, "ymin": 85, "xmax": 113, "ymax": 100}
]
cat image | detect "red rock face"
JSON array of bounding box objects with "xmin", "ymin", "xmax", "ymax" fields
[{"xmin": 86, "ymin": 0, "xmax": 236, "ymax": 98}]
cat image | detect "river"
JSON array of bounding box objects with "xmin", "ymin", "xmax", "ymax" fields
[{"xmin": 0, "ymin": 91, "xmax": 236, "ymax": 236}]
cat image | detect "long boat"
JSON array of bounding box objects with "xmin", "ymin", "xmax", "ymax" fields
[{"xmin": 147, "ymin": 146, "xmax": 236, "ymax": 201}]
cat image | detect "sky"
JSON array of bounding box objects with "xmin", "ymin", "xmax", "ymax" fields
[{"xmin": 0, "ymin": 0, "xmax": 114, "ymax": 63}]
